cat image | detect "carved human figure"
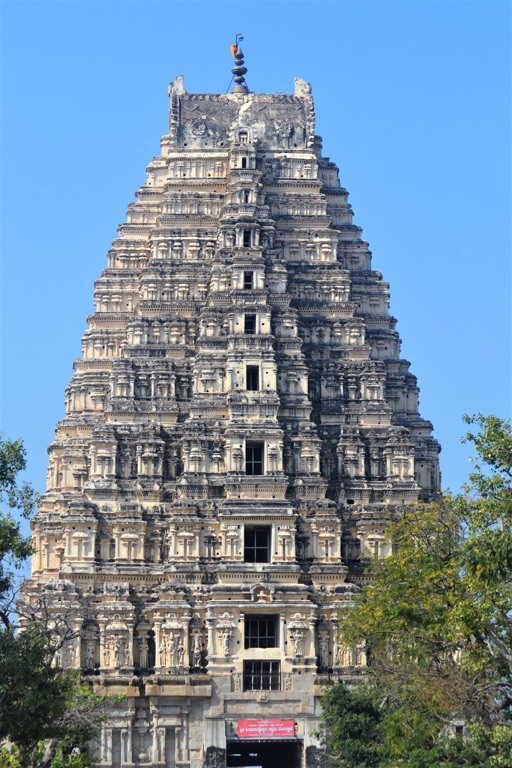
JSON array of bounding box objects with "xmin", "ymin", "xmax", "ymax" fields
[
  {"xmin": 219, "ymin": 628, "xmax": 232, "ymax": 657},
  {"xmin": 122, "ymin": 636, "xmax": 129, "ymax": 667},
  {"xmin": 113, "ymin": 635, "xmax": 122, "ymax": 668},
  {"xmin": 278, "ymin": 121, "xmax": 294, "ymax": 148},
  {"xmin": 167, "ymin": 446, "xmax": 178, "ymax": 479},
  {"xmin": 120, "ymin": 446, "xmax": 132, "ymax": 478},
  {"xmin": 318, "ymin": 634, "xmax": 328, "ymax": 669},
  {"xmin": 46, "ymin": 460, "xmax": 54, "ymax": 488},
  {"xmin": 291, "ymin": 629, "xmax": 304, "ymax": 657},
  {"xmin": 104, "ymin": 638, "xmax": 113, "ymax": 668},
  {"xmin": 62, "ymin": 643, "xmax": 76, "ymax": 667},
  {"xmin": 160, "ymin": 633, "xmax": 169, "ymax": 666},
  {"xmin": 192, "ymin": 633, "xmax": 202, "ymax": 668},
  {"xmin": 85, "ymin": 639, "xmax": 96, "ymax": 669},
  {"xmin": 139, "ymin": 636, "xmax": 149, "ymax": 668},
  {"xmin": 333, "ymin": 639, "xmax": 342, "ymax": 667},
  {"xmin": 169, "ymin": 634, "xmax": 178, "ymax": 666}
]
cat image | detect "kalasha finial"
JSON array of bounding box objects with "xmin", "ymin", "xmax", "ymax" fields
[{"xmin": 230, "ymin": 34, "xmax": 248, "ymax": 94}]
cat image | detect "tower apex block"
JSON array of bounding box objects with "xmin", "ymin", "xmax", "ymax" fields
[{"xmin": 30, "ymin": 73, "xmax": 440, "ymax": 768}]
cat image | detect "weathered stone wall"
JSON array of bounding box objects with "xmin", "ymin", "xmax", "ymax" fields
[{"xmin": 26, "ymin": 72, "xmax": 440, "ymax": 768}]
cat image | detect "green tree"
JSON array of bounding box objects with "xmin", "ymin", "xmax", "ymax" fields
[
  {"xmin": 321, "ymin": 416, "xmax": 512, "ymax": 767},
  {"xmin": 0, "ymin": 436, "xmax": 110, "ymax": 768},
  {"xmin": 0, "ymin": 436, "xmax": 36, "ymax": 612},
  {"xmin": 0, "ymin": 627, "xmax": 107, "ymax": 768},
  {"xmin": 317, "ymin": 682, "xmax": 383, "ymax": 768}
]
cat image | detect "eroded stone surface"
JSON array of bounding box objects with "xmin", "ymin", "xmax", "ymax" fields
[{"xmin": 27, "ymin": 73, "xmax": 440, "ymax": 768}]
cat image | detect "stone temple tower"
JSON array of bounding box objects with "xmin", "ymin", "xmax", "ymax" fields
[{"xmin": 28, "ymin": 47, "xmax": 440, "ymax": 768}]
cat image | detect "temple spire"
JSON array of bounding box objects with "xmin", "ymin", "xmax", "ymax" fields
[{"xmin": 230, "ymin": 33, "xmax": 248, "ymax": 94}]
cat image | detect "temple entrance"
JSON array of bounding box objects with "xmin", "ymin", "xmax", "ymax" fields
[{"xmin": 227, "ymin": 740, "xmax": 302, "ymax": 768}]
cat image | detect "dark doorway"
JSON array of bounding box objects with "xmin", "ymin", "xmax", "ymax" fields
[
  {"xmin": 227, "ymin": 740, "xmax": 302, "ymax": 768},
  {"xmin": 244, "ymin": 314, "xmax": 256, "ymax": 334},
  {"xmin": 246, "ymin": 365, "xmax": 259, "ymax": 391}
]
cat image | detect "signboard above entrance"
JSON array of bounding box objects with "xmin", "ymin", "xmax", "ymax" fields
[{"xmin": 237, "ymin": 719, "xmax": 295, "ymax": 738}]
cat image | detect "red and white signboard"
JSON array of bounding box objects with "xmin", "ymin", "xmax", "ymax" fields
[{"xmin": 237, "ymin": 719, "xmax": 295, "ymax": 738}]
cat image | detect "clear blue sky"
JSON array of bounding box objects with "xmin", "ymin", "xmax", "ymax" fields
[{"xmin": 1, "ymin": 0, "xmax": 510, "ymax": 503}]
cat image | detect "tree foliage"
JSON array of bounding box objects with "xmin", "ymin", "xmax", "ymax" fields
[
  {"xmin": 0, "ymin": 436, "xmax": 37, "ymax": 606},
  {"xmin": 0, "ymin": 436, "xmax": 111, "ymax": 768},
  {"xmin": 317, "ymin": 683, "xmax": 383, "ymax": 768},
  {"xmin": 0, "ymin": 626, "xmax": 107, "ymax": 768},
  {"xmin": 320, "ymin": 415, "xmax": 512, "ymax": 767}
]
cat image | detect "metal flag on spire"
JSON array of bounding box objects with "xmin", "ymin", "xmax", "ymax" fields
[{"xmin": 230, "ymin": 33, "xmax": 248, "ymax": 94}]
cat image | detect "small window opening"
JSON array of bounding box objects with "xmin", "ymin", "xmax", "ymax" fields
[
  {"xmin": 243, "ymin": 660, "xmax": 280, "ymax": 691},
  {"xmin": 246, "ymin": 366, "xmax": 259, "ymax": 391},
  {"xmin": 243, "ymin": 189, "xmax": 250, "ymax": 203},
  {"xmin": 241, "ymin": 157, "xmax": 247, "ymax": 168},
  {"xmin": 243, "ymin": 271, "xmax": 253, "ymax": 290},
  {"xmin": 244, "ymin": 526, "xmax": 270, "ymax": 562},
  {"xmin": 243, "ymin": 229, "xmax": 251, "ymax": 247},
  {"xmin": 246, "ymin": 442, "xmax": 264, "ymax": 475},
  {"xmin": 244, "ymin": 615, "xmax": 278, "ymax": 648},
  {"xmin": 244, "ymin": 314, "xmax": 256, "ymax": 334}
]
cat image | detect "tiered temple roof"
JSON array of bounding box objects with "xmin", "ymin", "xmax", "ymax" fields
[{"xmin": 28, "ymin": 57, "xmax": 440, "ymax": 768}]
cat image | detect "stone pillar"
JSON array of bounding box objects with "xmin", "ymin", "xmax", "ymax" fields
[
  {"xmin": 154, "ymin": 618, "xmax": 163, "ymax": 669},
  {"xmin": 120, "ymin": 727, "xmax": 133, "ymax": 766},
  {"xmin": 101, "ymin": 726, "xmax": 113, "ymax": 766},
  {"xmin": 181, "ymin": 614, "xmax": 191, "ymax": 671},
  {"xmin": 179, "ymin": 710, "xmax": 190, "ymax": 763},
  {"xmin": 206, "ymin": 609, "xmax": 215, "ymax": 661},
  {"xmin": 308, "ymin": 616, "xmax": 316, "ymax": 658}
]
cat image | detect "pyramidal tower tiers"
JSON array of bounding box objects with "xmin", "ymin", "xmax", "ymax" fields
[{"xmin": 29, "ymin": 51, "xmax": 440, "ymax": 768}]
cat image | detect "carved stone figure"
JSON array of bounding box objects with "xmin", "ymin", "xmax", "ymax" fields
[
  {"xmin": 219, "ymin": 628, "xmax": 232, "ymax": 657},
  {"xmin": 169, "ymin": 634, "xmax": 178, "ymax": 666},
  {"xmin": 85, "ymin": 639, "xmax": 96, "ymax": 669},
  {"xmin": 318, "ymin": 634, "xmax": 328, "ymax": 669},
  {"xmin": 138, "ymin": 636, "xmax": 149, "ymax": 668},
  {"xmin": 291, "ymin": 629, "xmax": 304, "ymax": 657},
  {"xmin": 27, "ymin": 55, "xmax": 441, "ymax": 768},
  {"xmin": 104, "ymin": 638, "xmax": 113, "ymax": 668},
  {"xmin": 160, "ymin": 633, "xmax": 169, "ymax": 667},
  {"xmin": 333, "ymin": 639, "xmax": 343, "ymax": 667},
  {"xmin": 192, "ymin": 633, "xmax": 202, "ymax": 668}
]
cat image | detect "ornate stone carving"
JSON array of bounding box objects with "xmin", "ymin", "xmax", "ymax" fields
[
  {"xmin": 216, "ymin": 612, "xmax": 235, "ymax": 658},
  {"xmin": 28, "ymin": 61, "xmax": 440, "ymax": 768}
]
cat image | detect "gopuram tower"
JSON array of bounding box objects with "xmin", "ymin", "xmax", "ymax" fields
[{"xmin": 28, "ymin": 45, "xmax": 440, "ymax": 768}]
